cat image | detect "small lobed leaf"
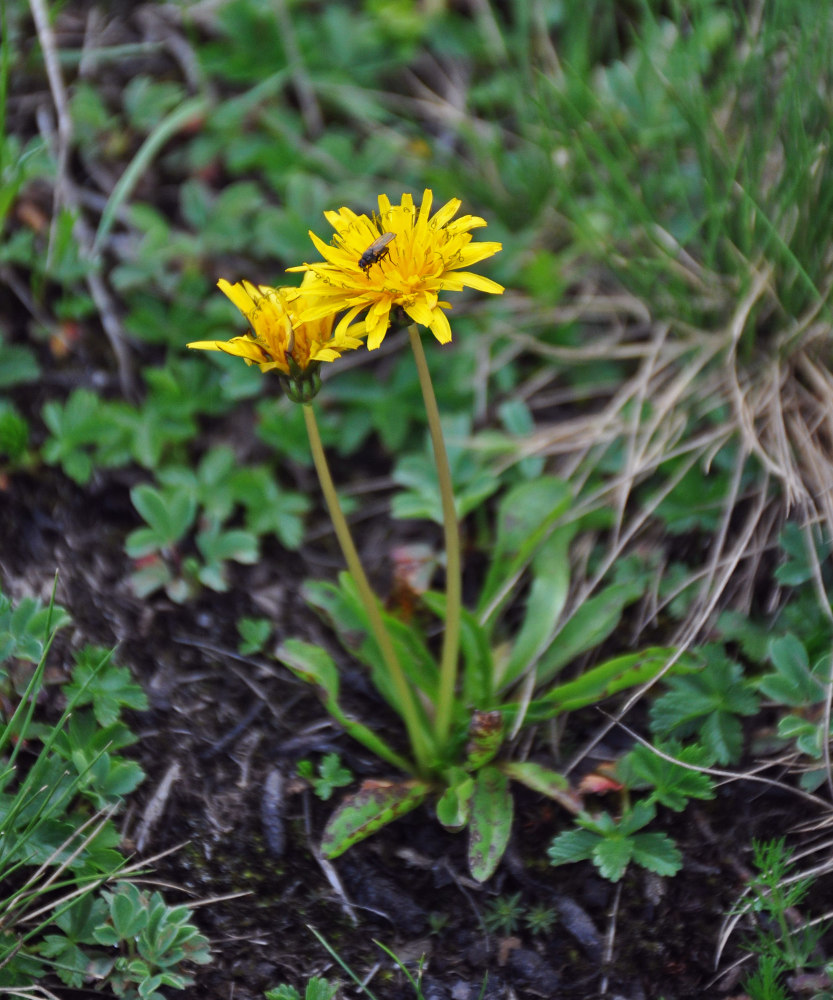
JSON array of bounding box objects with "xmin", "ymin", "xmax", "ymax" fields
[
  {"xmin": 236, "ymin": 616, "xmax": 272, "ymax": 655},
  {"xmin": 0, "ymin": 343, "xmax": 39, "ymax": 388},
  {"xmin": 700, "ymin": 710, "xmax": 744, "ymax": 765},
  {"xmin": 617, "ymin": 741, "xmax": 714, "ymax": 811},
  {"xmin": 759, "ymin": 634, "xmax": 824, "ymax": 706},
  {"xmin": 649, "ymin": 651, "xmax": 758, "ymax": 763},
  {"xmin": 547, "ymin": 828, "xmax": 599, "ymax": 867},
  {"xmin": 129, "ymin": 560, "xmax": 174, "ymax": 597},
  {"xmin": 197, "ymin": 562, "xmax": 229, "ymax": 592},
  {"xmin": 616, "ymin": 798, "xmax": 657, "ymax": 836},
  {"xmin": 130, "ymin": 484, "xmax": 197, "ymax": 546},
  {"xmin": 65, "ymin": 645, "xmax": 149, "ymax": 727},
  {"xmin": 305, "ymin": 977, "xmax": 338, "ymax": 1000},
  {"xmin": 630, "ymin": 832, "xmax": 683, "ymax": 877},
  {"xmin": 592, "ymin": 836, "xmax": 634, "ymax": 882},
  {"xmin": 196, "ymin": 526, "xmax": 259, "ymax": 564},
  {"xmin": 110, "ymin": 885, "xmax": 148, "ymax": 938},
  {"xmin": 265, "ymin": 988, "xmax": 301, "ymax": 1000},
  {"xmin": 316, "ymin": 753, "xmax": 353, "ymax": 799}
]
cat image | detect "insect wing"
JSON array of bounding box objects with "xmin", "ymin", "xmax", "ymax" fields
[
  {"xmin": 367, "ymin": 232, "xmax": 395, "ymax": 254},
  {"xmin": 359, "ymin": 232, "xmax": 395, "ymax": 273}
]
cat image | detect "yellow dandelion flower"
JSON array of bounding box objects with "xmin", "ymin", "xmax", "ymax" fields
[
  {"xmin": 287, "ymin": 189, "xmax": 504, "ymax": 350},
  {"xmin": 187, "ymin": 275, "xmax": 364, "ymax": 402}
]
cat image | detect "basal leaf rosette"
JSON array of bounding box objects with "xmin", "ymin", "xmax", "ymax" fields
[
  {"xmin": 288, "ymin": 189, "xmax": 504, "ymax": 350},
  {"xmin": 187, "ymin": 275, "xmax": 364, "ymax": 402}
]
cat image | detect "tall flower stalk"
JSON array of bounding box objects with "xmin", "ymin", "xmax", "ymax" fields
[
  {"xmin": 302, "ymin": 401, "xmax": 433, "ymax": 774},
  {"xmin": 407, "ymin": 324, "xmax": 461, "ymax": 752}
]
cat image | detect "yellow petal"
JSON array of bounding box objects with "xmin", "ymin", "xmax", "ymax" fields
[
  {"xmin": 293, "ymin": 300, "xmax": 338, "ymax": 325},
  {"xmin": 335, "ymin": 304, "xmax": 365, "ymax": 338},
  {"xmin": 453, "ymin": 242, "xmax": 504, "ymax": 267},
  {"xmin": 189, "ymin": 337, "xmax": 270, "ymax": 364},
  {"xmin": 404, "ymin": 296, "xmax": 436, "ymax": 327},
  {"xmin": 241, "ymin": 279, "xmax": 267, "ymax": 305},
  {"xmin": 217, "ymin": 279, "xmax": 256, "ymax": 316},
  {"xmin": 309, "ymin": 230, "xmax": 352, "ymax": 267},
  {"xmin": 378, "ymin": 193, "xmax": 392, "ymax": 218},
  {"xmin": 366, "ymin": 304, "xmax": 392, "ymax": 350},
  {"xmin": 336, "ymin": 207, "xmax": 361, "ymax": 226},
  {"xmin": 448, "ymin": 271, "xmax": 505, "ymax": 294},
  {"xmin": 417, "ymin": 189, "xmax": 434, "ymax": 224},
  {"xmin": 431, "ymin": 197, "xmax": 462, "ymax": 230},
  {"xmin": 445, "ymin": 214, "xmax": 487, "ymax": 234},
  {"xmin": 428, "ymin": 307, "xmax": 452, "ymax": 344},
  {"xmin": 312, "ymin": 346, "xmax": 343, "ymax": 362},
  {"xmin": 187, "ymin": 340, "xmax": 224, "ymax": 351},
  {"xmin": 291, "ymin": 274, "xmax": 350, "ymax": 299},
  {"xmin": 221, "ymin": 339, "xmax": 273, "ymax": 363}
]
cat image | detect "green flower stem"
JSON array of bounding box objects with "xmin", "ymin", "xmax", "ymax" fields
[
  {"xmin": 407, "ymin": 324, "xmax": 461, "ymax": 755},
  {"xmin": 302, "ymin": 401, "xmax": 432, "ymax": 774}
]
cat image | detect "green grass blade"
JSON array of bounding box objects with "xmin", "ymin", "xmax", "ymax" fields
[{"xmin": 92, "ymin": 95, "xmax": 210, "ymax": 255}]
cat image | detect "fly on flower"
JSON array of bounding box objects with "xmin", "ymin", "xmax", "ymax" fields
[
  {"xmin": 287, "ymin": 189, "xmax": 504, "ymax": 350},
  {"xmin": 358, "ymin": 232, "xmax": 395, "ymax": 276}
]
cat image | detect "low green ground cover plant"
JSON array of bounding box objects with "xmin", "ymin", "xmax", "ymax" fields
[
  {"xmin": 548, "ymin": 798, "xmax": 682, "ymax": 884},
  {"xmin": 732, "ymin": 839, "xmax": 833, "ymax": 1000},
  {"xmin": 266, "ymin": 976, "xmax": 339, "ymax": 1000},
  {"xmin": 0, "ymin": 585, "xmax": 211, "ymax": 995},
  {"xmin": 297, "ymin": 753, "xmax": 354, "ymax": 802},
  {"xmin": 707, "ymin": 523, "xmax": 833, "ymax": 789},
  {"xmin": 236, "ymin": 615, "xmax": 273, "ymax": 655},
  {"xmin": 126, "ymin": 446, "xmax": 308, "ymax": 602},
  {"xmin": 482, "ymin": 892, "xmax": 524, "ymax": 936}
]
